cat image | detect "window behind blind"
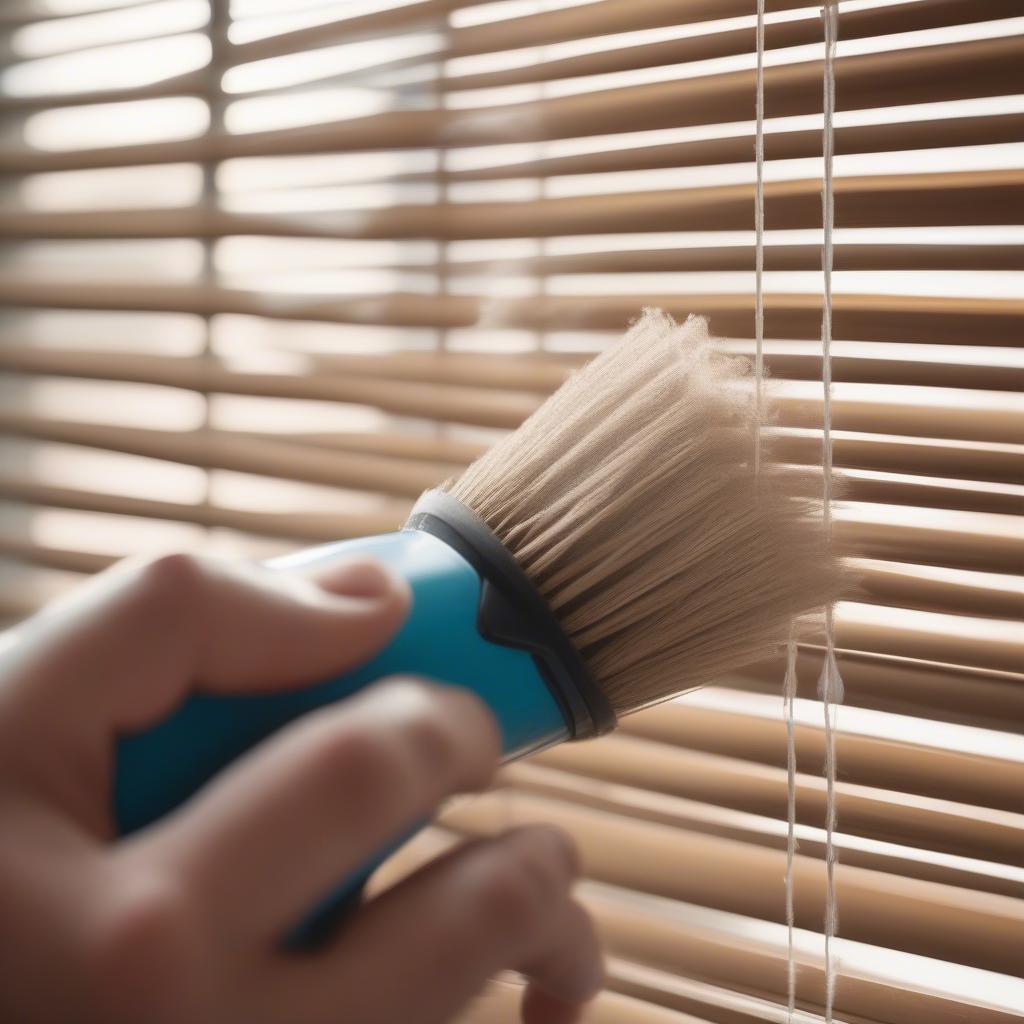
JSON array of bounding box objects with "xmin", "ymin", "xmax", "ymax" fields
[{"xmin": 1, "ymin": 1, "xmax": 1022, "ymax": 1022}]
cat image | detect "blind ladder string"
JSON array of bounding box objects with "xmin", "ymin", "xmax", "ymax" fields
[
  {"xmin": 751, "ymin": 2, "xmax": 800, "ymax": 1018},
  {"xmin": 820, "ymin": 3, "xmax": 844, "ymax": 1022}
]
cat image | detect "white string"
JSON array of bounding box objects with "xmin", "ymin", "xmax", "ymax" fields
[
  {"xmin": 754, "ymin": 0, "xmax": 765, "ymax": 477},
  {"xmin": 782, "ymin": 630, "xmax": 799, "ymax": 1021},
  {"xmin": 752, "ymin": 2, "xmax": 800, "ymax": 1016},
  {"xmin": 819, "ymin": 4, "xmax": 842, "ymax": 1021}
]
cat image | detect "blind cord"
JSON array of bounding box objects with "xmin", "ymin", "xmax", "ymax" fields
[
  {"xmin": 750, "ymin": 3, "xmax": 802, "ymax": 1018},
  {"xmin": 820, "ymin": 4, "xmax": 843, "ymax": 1021},
  {"xmin": 754, "ymin": 0, "xmax": 765, "ymax": 478}
]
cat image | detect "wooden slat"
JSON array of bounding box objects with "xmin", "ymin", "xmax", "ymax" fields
[
  {"xmin": 228, "ymin": 0, "xmax": 471, "ymax": 65},
  {"xmin": 499, "ymin": 761, "xmax": 1024, "ymax": 902},
  {"xmin": 0, "ymin": 536, "xmax": 114, "ymax": 574},
  {"xmin": 850, "ymin": 558, "xmax": 1024, "ymax": 620},
  {"xmin": 1, "ymin": 344, "xmax": 1021, "ymax": 442},
  {"xmin": 448, "ymin": 240, "xmax": 1024, "ymax": 277},
  {"xmin": 442, "ymin": 791, "xmax": 1024, "ymax": 977},
  {"xmin": 2, "ymin": 35, "xmax": 1020, "ymax": 172},
  {"xmin": 736, "ymin": 644, "xmax": 1024, "ymax": 731},
  {"xmin": 4, "ymin": 170, "xmax": 1020, "ymax": 238},
  {"xmin": 440, "ymin": 110, "xmax": 1024, "ymax": 182},
  {"xmin": 0, "ymin": 410, "xmax": 444, "ymax": 499},
  {"xmin": 0, "ymin": 0, "xmax": 162, "ymax": 28},
  {"xmin": 444, "ymin": 0, "xmax": 1020, "ymax": 90},
  {"xmin": 0, "ymin": 281, "xmax": 1020, "ymax": 346},
  {"xmin": 621, "ymin": 699, "xmax": 1024, "ymax": 814},
  {"xmin": 2, "ymin": 473, "xmax": 1020, "ymax": 625},
  {"xmin": 0, "ymin": 69, "xmax": 207, "ymax": 111},
  {"xmin": 0, "ymin": 349, "xmax": 544, "ymax": 429},
  {"xmin": 775, "ymin": 431, "xmax": 1024, "ymax": 485},
  {"xmin": 0, "ymin": 476, "xmax": 396, "ymax": 543},
  {"xmin": 529, "ymin": 735, "xmax": 1024, "ymax": 869},
  {"xmin": 380, "ymin": 830, "xmax": 1024, "ymax": 1024}
]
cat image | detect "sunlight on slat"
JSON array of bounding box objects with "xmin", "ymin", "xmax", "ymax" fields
[
  {"xmin": 217, "ymin": 150, "xmax": 438, "ymax": 191},
  {"xmin": 683, "ymin": 686, "xmax": 1024, "ymax": 764},
  {"xmin": 224, "ymin": 86, "xmax": 395, "ymax": 133},
  {"xmin": 11, "ymin": 0, "xmax": 208, "ymax": 59},
  {"xmin": 23, "ymin": 95, "xmax": 208, "ymax": 150},
  {"xmin": 18, "ymin": 164, "xmax": 204, "ymax": 210},
  {"xmin": 1, "ymin": 33, "xmax": 210, "ymax": 97},
  {"xmin": 229, "ymin": 0, "xmax": 430, "ymax": 44},
  {"xmin": 28, "ymin": 443, "xmax": 208, "ymax": 502},
  {"xmin": 445, "ymin": 19, "xmax": 1024, "ymax": 108},
  {"xmin": 225, "ymin": 33, "xmax": 444, "ymax": 94}
]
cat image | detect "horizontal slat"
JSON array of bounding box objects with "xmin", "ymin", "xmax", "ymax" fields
[
  {"xmin": 379, "ymin": 829, "xmax": 1024, "ymax": 1024},
  {"xmin": 0, "ymin": 349, "xmax": 544, "ymax": 428},
  {"xmin": 2, "ymin": 346, "xmax": 1021, "ymax": 444},
  {"xmin": 598, "ymin": 911, "xmax": 1024, "ymax": 1024},
  {"xmin": 621, "ymin": 699, "xmax": 1024, "ymax": 814},
  {"xmin": 442, "ymin": 791, "xmax": 1024, "ymax": 976},
  {"xmin": 231, "ymin": 0, "xmax": 804, "ymax": 66},
  {"xmin": 833, "ymin": 471, "xmax": 1023, "ymax": 516},
  {"xmin": 228, "ymin": 0, "xmax": 470, "ymax": 65},
  {"xmin": 448, "ymin": 240, "xmax": 1024, "ymax": 276},
  {"xmin": 0, "ymin": 0, "xmax": 162, "ymax": 28},
  {"xmin": 0, "ymin": 411, "xmax": 451, "ymax": 496},
  {"xmin": 0, "ymin": 536, "xmax": 113, "ymax": 574},
  {"xmin": 444, "ymin": 0, "xmax": 1020, "ymax": 90},
  {"xmin": 836, "ymin": 506, "xmax": 1023, "ymax": 575},
  {"xmin": 7, "ymin": 339, "xmax": 1022, "ymax": 402},
  {"xmin": 2, "ymin": 35, "xmax": 1019, "ymax": 172},
  {"xmin": 850, "ymin": 558, "xmax": 1024, "ymax": 619},
  {"xmin": 0, "ymin": 281, "xmax": 1020, "ymax": 346},
  {"xmin": 3, "ymin": 472, "xmax": 1020, "ymax": 626},
  {"xmin": 775, "ymin": 430, "xmax": 1024, "ymax": 485},
  {"xmin": 530, "ymin": 735, "xmax": 1024, "ymax": 869},
  {"xmin": 835, "ymin": 600, "xmax": 1023, "ymax": 674},
  {"xmin": 0, "ymin": 69, "xmax": 207, "ymax": 111},
  {"xmin": 0, "ymin": 477, "xmax": 398, "ymax": 543},
  {"xmin": 277, "ymin": 427, "xmax": 1024, "ymax": 485},
  {"xmin": 502, "ymin": 761, "xmax": 1024, "ymax": 900},
  {"xmin": 438, "ymin": 110, "xmax": 1024, "ymax": 183},
  {"xmin": 5, "ymin": 171, "xmax": 1020, "ymax": 238}
]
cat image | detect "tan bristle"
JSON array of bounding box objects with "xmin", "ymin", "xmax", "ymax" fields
[{"xmin": 445, "ymin": 308, "xmax": 845, "ymax": 718}]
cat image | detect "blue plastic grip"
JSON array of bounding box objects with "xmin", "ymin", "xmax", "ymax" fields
[{"xmin": 114, "ymin": 531, "xmax": 569, "ymax": 942}]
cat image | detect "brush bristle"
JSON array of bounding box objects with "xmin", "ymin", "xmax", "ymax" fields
[{"xmin": 445, "ymin": 309, "xmax": 845, "ymax": 718}]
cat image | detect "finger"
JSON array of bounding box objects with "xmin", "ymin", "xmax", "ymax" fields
[
  {"xmin": 134, "ymin": 678, "xmax": 500, "ymax": 940},
  {"xmin": 3, "ymin": 552, "xmax": 410, "ymax": 735},
  {"xmin": 521, "ymin": 986, "xmax": 586, "ymax": 1024},
  {"xmin": 266, "ymin": 825, "xmax": 603, "ymax": 1024},
  {"xmin": 519, "ymin": 901, "xmax": 604, "ymax": 1022}
]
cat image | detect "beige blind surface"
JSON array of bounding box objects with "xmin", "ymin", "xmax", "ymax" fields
[{"xmin": 1, "ymin": 1, "xmax": 1022, "ymax": 1021}]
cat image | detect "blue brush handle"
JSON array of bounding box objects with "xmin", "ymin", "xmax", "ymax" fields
[{"xmin": 114, "ymin": 530, "xmax": 569, "ymax": 945}]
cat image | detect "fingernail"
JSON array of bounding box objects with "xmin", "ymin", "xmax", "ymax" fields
[{"xmin": 325, "ymin": 560, "xmax": 397, "ymax": 600}]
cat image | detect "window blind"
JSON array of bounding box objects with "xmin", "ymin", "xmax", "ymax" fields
[{"xmin": 1, "ymin": 1, "xmax": 1022, "ymax": 1022}]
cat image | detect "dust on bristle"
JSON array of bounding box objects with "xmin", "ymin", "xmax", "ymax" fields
[{"xmin": 445, "ymin": 308, "xmax": 844, "ymax": 717}]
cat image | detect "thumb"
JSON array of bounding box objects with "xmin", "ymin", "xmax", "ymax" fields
[{"xmin": 5, "ymin": 552, "xmax": 411, "ymax": 736}]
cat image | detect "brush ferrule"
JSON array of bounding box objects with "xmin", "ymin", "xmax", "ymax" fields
[{"xmin": 405, "ymin": 489, "xmax": 615, "ymax": 740}]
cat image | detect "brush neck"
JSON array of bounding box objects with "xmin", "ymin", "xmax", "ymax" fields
[{"xmin": 405, "ymin": 489, "xmax": 615, "ymax": 740}]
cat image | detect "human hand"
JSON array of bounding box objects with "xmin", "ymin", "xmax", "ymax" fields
[{"xmin": 0, "ymin": 552, "xmax": 603, "ymax": 1024}]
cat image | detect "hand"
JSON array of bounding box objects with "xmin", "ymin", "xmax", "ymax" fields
[{"xmin": 0, "ymin": 552, "xmax": 603, "ymax": 1024}]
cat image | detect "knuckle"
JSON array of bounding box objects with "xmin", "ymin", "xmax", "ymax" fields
[
  {"xmin": 134, "ymin": 552, "xmax": 206, "ymax": 608},
  {"xmin": 85, "ymin": 871, "xmax": 200, "ymax": 1023},
  {"xmin": 299, "ymin": 715, "xmax": 410, "ymax": 827},
  {"xmin": 470, "ymin": 829, "xmax": 575, "ymax": 938},
  {"xmin": 379, "ymin": 676, "xmax": 501, "ymax": 787},
  {"xmin": 472, "ymin": 856, "xmax": 544, "ymax": 937},
  {"xmin": 402, "ymin": 708, "xmax": 460, "ymax": 779}
]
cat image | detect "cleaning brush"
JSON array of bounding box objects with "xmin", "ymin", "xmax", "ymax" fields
[{"xmin": 115, "ymin": 308, "xmax": 842, "ymax": 943}]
